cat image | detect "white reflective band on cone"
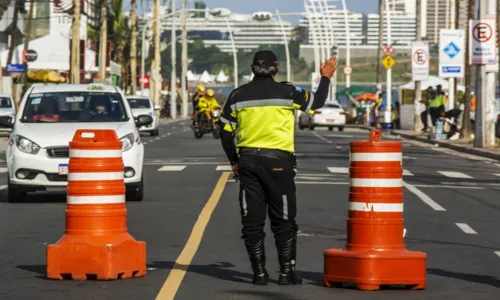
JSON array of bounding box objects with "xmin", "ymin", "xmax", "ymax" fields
[
  {"xmin": 350, "ymin": 178, "xmax": 403, "ymax": 187},
  {"xmin": 68, "ymin": 172, "xmax": 124, "ymax": 181},
  {"xmin": 67, "ymin": 195, "xmax": 125, "ymax": 204},
  {"xmin": 69, "ymin": 149, "xmax": 123, "ymax": 158},
  {"xmin": 350, "ymin": 152, "xmax": 402, "ymax": 162},
  {"xmin": 349, "ymin": 202, "xmax": 404, "ymax": 212}
]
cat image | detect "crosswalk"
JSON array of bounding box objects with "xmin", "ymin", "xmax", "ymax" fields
[{"xmin": 151, "ymin": 164, "xmax": 499, "ymax": 180}]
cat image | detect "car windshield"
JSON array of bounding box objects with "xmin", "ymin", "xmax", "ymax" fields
[
  {"xmin": 21, "ymin": 92, "xmax": 129, "ymax": 123},
  {"xmin": 324, "ymin": 103, "xmax": 341, "ymax": 109},
  {"xmin": 0, "ymin": 97, "xmax": 12, "ymax": 108},
  {"xmin": 127, "ymin": 98, "xmax": 151, "ymax": 109}
]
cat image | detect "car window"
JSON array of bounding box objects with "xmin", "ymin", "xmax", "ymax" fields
[
  {"xmin": 324, "ymin": 103, "xmax": 341, "ymax": 109},
  {"xmin": 21, "ymin": 92, "xmax": 129, "ymax": 123},
  {"xmin": 0, "ymin": 97, "xmax": 12, "ymax": 108},
  {"xmin": 127, "ymin": 98, "xmax": 151, "ymax": 109}
]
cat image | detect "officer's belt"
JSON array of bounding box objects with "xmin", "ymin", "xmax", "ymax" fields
[{"xmin": 238, "ymin": 147, "xmax": 293, "ymax": 160}]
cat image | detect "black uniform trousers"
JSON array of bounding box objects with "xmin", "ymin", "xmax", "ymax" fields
[{"xmin": 238, "ymin": 148, "xmax": 298, "ymax": 244}]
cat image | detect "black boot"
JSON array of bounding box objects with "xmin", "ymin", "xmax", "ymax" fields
[
  {"xmin": 276, "ymin": 236, "xmax": 302, "ymax": 285},
  {"xmin": 244, "ymin": 239, "xmax": 269, "ymax": 285}
]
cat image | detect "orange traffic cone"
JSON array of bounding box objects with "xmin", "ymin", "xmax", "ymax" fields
[
  {"xmin": 47, "ymin": 130, "xmax": 146, "ymax": 280},
  {"xmin": 324, "ymin": 129, "xmax": 426, "ymax": 291}
]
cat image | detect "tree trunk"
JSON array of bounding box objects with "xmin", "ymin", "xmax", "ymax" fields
[
  {"xmin": 7, "ymin": 0, "xmax": 22, "ymax": 65},
  {"xmin": 463, "ymin": 0, "xmax": 477, "ymax": 139},
  {"xmin": 130, "ymin": 0, "xmax": 137, "ymax": 95},
  {"xmin": 21, "ymin": 0, "xmax": 35, "ymax": 84}
]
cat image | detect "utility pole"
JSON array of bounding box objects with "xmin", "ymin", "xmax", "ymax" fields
[
  {"xmin": 181, "ymin": 0, "xmax": 188, "ymax": 118},
  {"xmin": 99, "ymin": 0, "xmax": 109, "ymax": 83},
  {"xmin": 170, "ymin": 0, "xmax": 177, "ymax": 119},
  {"xmin": 475, "ymin": 0, "xmax": 487, "ymax": 147},
  {"xmin": 151, "ymin": 0, "xmax": 161, "ymax": 108},
  {"xmin": 70, "ymin": 0, "xmax": 81, "ymax": 83},
  {"xmin": 130, "ymin": 0, "xmax": 138, "ymax": 95},
  {"xmin": 462, "ymin": 0, "xmax": 476, "ymax": 140},
  {"xmin": 7, "ymin": 0, "xmax": 21, "ymax": 65},
  {"xmin": 376, "ymin": 0, "xmax": 384, "ymax": 87},
  {"xmin": 384, "ymin": 0, "xmax": 392, "ymax": 129},
  {"xmin": 485, "ymin": 0, "xmax": 497, "ymax": 145},
  {"xmin": 21, "ymin": 0, "xmax": 35, "ymax": 84},
  {"xmin": 448, "ymin": 0, "xmax": 456, "ymax": 111},
  {"xmin": 414, "ymin": 0, "xmax": 422, "ymax": 131}
]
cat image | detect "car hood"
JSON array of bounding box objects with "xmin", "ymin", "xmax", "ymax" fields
[
  {"xmin": 14, "ymin": 122, "xmax": 134, "ymax": 148},
  {"xmin": 0, "ymin": 108, "xmax": 15, "ymax": 116},
  {"xmin": 131, "ymin": 108, "xmax": 153, "ymax": 117}
]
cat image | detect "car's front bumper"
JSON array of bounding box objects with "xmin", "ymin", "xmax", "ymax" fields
[{"xmin": 6, "ymin": 142, "xmax": 144, "ymax": 192}]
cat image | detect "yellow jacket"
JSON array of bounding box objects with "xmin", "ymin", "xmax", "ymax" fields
[{"xmin": 197, "ymin": 96, "xmax": 220, "ymax": 110}]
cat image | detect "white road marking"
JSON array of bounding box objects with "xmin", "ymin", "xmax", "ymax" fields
[
  {"xmin": 403, "ymin": 181, "xmax": 446, "ymax": 211},
  {"xmin": 324, "ymin": 134, "xmax": 354, "ymax": 138},
  {"xmin": 496, "ymin": 163, "xmax": 500, "ymax": 167},
  {"xmin": 155, "ymin": 137, "xmax": 161, "ymax": 140},
  {"xmin": 403, "ymin": 156, "xmax": 418, "ymax": 160},
  {"xmin": 327, "ymin": 167, "xmax": 349, "ymax": 174},
  {"xmin": 437, "ymin": 171, "xmax": 473, "ymax": 179},
  {"xmin": 494, "ymin": 174, "xmax": 500, "ymax": 177},
  {"xmin": 335, "ymin": 146, "xmax": 342, "ymax": 149},
  {"xmin": 143, "ymin": 142, "xmax": 148, "ymax": 145},
  {"xmin": 0, "ymin": 167, "xmax": 7, "ymax": 173},
  {"xmin": 216, "ymin": 165, "xmax": 232, "ymax": 171},
  {"xmin": 161, "ymin": 135, "xmax": 167, "ymax": 138},
  {"xmin": 0, "ymin": 185, "xmax": 6, "ymax": 190},
  {"xmin": 167, "ymin": 133, "xmax": 171, "ymax": 136},
  {"xmin": 158, "ymin": 166, "xmax": 187, "ymax": 171},
  {"xmin": 295, "ymin": 176, "xmax": 340, "ymax": 180},
  {"xmin": 403, "ymin": 169, "xmax": 414, "ymax": 176},
  {"xmin": 455, "ymin": 223, "xmax": 478, "ymax": 234},
  {"xmin": 412, "ymin": 184, "xmax": 484, "ymax": 189},
  {"xmin": 494, "ymin": 251, "xmax": 500, "ymax": 259}
]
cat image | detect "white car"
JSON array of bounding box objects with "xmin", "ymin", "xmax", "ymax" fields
[
  {"xmin": 4, "ymin": 84, "xmax": 153, "ymax": 203},
  {"xmin": 126, "ymin": 95, "xmax": 160, "ymax": 136},
  {"xmin": 298, "ymin": 102, "xmax": 346, "ymax": 131},
  {"xmin": 0, "ymin": 94, "xmax": 16, "ymax": 133}
]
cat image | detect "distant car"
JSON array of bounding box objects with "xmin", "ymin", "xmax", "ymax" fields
[
  {"xmin": 298, "ymin": 102, "xmax": 346, "ymax": 131},
  {"xmin": 126, "ymin": 95, "xmax": 160, "ymax": 136},
  {"xmin": 4, "ymin": 83, "xmax": 153, "ymax": 203},
  {"xmin": 0, "ymin": 94, "xmax": 16, "ymax": 133}
]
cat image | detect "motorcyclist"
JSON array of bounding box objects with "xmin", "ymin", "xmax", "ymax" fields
[
  {"xmin": 192, "ymin": 84, "xmax": 205, "ymax": 127},
  {"xmin": 195, "ymin": 89, "xmax": 220, "ymax": 126}
]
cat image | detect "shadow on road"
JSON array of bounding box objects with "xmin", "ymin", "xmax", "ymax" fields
[
  {"xmin": 148, "ymin": 261, "xmax": 324, "ymax": 286},
  {"xmin": 428, "ymin": 268, "xmax": 500, "ymax": 289}
]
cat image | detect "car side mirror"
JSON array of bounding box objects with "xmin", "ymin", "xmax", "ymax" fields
[
  {"xmin": 135, "ymin": 114, "xmax": 153, "ymax": 127},
  {"xmin": 0, "ymin": 118, "xmax": 14, "ymax": 128}
]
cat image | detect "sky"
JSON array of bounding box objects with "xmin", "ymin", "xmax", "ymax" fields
[{"xmin": 131, "ymin": 0, "xmax": 379, "ymax": 23}]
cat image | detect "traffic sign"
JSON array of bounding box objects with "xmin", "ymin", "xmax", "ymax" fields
[
  {"xmin": 344, "ymin": 66, "xmax": 352, "ymax": 75},
  {"xmin": 439, "ymin": 29, "xmax": 465, "ymax": 78},
  {"xmin": 412, "ymin": 41, "xmax": 429, "ymax": 81},
  {"xmin": 382, "ymin": 55, "xmax": 395, "ymax": 69},
  {"xmin": 22, "ymin": 49, "xmax": 38, "ymax": 63},
  {"xmin": 469, "ymin": 18, "xmax": 497, "ymax": 65},
  {"xmin": 7, "ymin": 64, "xmax": 24, "ymax": 73},
  {"xmin": 383, "ymin": 45, "xmax": 394, "ymax": 56}
]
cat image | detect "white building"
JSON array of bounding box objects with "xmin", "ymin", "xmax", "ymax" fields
[
  {"xmin": 366, "ymin": 11, "xmax": 416, "ymax": 47},
  {"xmin": 140, "ymin": 8, "xmax": 294, "ymax": 53}
]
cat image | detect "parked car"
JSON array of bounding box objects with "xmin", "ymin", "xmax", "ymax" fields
[
  {"xmin": 4, "ymin": 83, "xmax": 153, "ymax": 203},
  {"xmin": 298, "ymin": 101, "xmax": 346, "ymax": 131},
  {"xmin": 0, "ymin": 94, "xmax": 16, "ymax": 133},
  {"xmin": 126, "ymin": 95, "xmax": 160, "ymax": 136}
]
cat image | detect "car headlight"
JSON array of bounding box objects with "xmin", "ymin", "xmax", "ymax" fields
[
  {"xmin": 13, "ymin": 134, "xmax": 40, "ymax": 155},
  {"xmin": 119, "ymin": 133, "xmax": 135, "ymax": 151}
]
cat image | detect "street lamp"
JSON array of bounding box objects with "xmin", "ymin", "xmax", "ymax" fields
[
  {"xmin": 208, "ymin": 9, "xmax": 238, "ymax": 89},
  {"xmin": 340, "ymin": 0, "xmax": 351, "ymax": 88},
  {"xmin": 276, "ymin": 9, "xmax": 291, "ymax": 83},
  {"xmin": 384, "ymin": 0, "xmax": 393, "ymax": 129}
]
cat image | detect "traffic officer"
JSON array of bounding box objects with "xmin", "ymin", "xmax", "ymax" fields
[{"xmin": 218, "ymin": 50, "xmax": 337, "ymax": 286}]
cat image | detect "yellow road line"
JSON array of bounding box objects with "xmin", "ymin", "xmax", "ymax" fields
[{"xmin": 156, "ymin": 172, "xmax": 231, "ymax": 300}]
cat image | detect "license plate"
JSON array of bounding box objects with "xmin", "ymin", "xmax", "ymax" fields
[
  {"xmin": 327, "ymin": 119, "xmax": 335, "ymax": 122},
  {"xmin": 58, "ymin": 164, "xmax": 68, "ymax": 175}
]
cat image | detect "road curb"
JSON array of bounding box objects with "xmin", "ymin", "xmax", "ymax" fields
[{"xmin": 350, "ymin": 125, "xmax": 500, "ymax": 161}]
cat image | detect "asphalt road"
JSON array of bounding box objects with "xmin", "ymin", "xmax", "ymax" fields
[{"xmin": 0, "ymin": 120, "xmax": 500, "ymax": 299}]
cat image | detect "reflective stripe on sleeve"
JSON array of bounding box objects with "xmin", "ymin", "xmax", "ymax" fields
[{"xmin": 230, "ymin": 99, "xmax": 293, "ymax": 111}]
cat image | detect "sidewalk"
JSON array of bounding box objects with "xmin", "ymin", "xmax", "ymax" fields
[{"xmin": 391, "ymin": 129, "xmax": 500, "ymax": 161}]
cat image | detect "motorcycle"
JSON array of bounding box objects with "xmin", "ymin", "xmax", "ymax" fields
[{"xmin": 194, "ymin": 107, "xmax": 221, "ymax": 139}]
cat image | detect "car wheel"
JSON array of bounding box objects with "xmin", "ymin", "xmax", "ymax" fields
[
  {"xmin": 308, "ymin": 121, "xmax": 315, "ymax": 131},
  {"xmin": 126, "ymin": 175, "xmax": 144, "ymax": 202},
  {"xmin": 328, "ymin": 126, "xmax": 333, "ymax": 131},
  {"xmin": 338, "ymin": 126, "xmax": 344, "ymax": 132},
  {"xmin": 298, "ymin": 121, "xmax": 304, "ymax": 130},
  {"xmin": 7, "ymin": 179, "xmax": 26, "ymax": 203},
  {"xmin": 150, "ymin": 129, "xmax": 159, "ymax": 136}
]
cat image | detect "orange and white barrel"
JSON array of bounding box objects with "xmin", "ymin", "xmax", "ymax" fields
[
  {"xmin": 323, "ymin": 129, "xmax": 426, "ymax": 291},
  {"xmin": 47, "ymin": 130, "xmax": 146, "ymax": 280}
]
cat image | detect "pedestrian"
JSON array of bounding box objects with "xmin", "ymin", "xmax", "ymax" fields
[
  {"xmin": 421, "ymin": 86, "xmax": 434, "ymax": 132},
  {"xmin": 218, "ymin": 50, "xmax": 337, "ymax": 285},
  {"xmin": 429, "ymin": 85, "xmax": 446, "ymax": 128},
  {"xmin": 392, "ymin": 101, "xmax": 400, "ymax": 129}
]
